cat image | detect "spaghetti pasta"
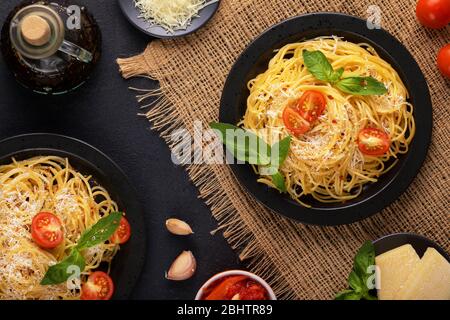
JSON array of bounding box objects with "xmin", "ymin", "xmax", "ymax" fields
[
  {"xmin": 0, "ymin": 156, "xmax": 120, "ymax": 299},
  {"xmin": 242, "ymin": 37, "xmax": 415, "ymax": 207}
]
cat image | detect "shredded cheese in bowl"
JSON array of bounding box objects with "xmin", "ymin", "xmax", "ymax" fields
[{"xmin": 134, "ymin": 0, "xmax": 219, "ymax": 33}]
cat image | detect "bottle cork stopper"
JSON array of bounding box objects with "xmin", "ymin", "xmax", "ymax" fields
[{"xmin": 20, "ymin": 15, "xmax": 51, "ymax": 47}]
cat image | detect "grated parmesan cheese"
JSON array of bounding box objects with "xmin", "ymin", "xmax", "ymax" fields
[{"xmin": 134, "ymin": 0, "xmax": 219, "ymax": 33}]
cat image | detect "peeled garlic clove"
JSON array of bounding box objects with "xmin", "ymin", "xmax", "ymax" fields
[
  {"xmin": 166, "ymin": 251, "xmax": 197, "ymax": 281},
  {"xmin": 166, "ymin": 218, "xmax": 194, "ymax": 235}
]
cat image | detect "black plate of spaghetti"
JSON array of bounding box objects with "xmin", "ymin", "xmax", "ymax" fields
[
  {"xmin": 218, "ymin": 13, "xmax": 432, "ymax": 226},
  {"xmin": 0, "ymin": 133, "xmax": 146, "ymax": 299}
]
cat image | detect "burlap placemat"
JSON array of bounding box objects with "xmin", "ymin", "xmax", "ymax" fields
[{"xmin": 117, "ymin": 0, "xmax": 449, "ymax": 299}]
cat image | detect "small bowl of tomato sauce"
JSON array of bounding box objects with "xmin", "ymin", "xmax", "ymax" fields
[{"xmin": 195, "ymin": 270, "xmax": 276, "ymax": 300}]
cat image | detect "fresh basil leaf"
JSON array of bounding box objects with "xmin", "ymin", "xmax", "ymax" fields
[
  {"xmin": 260, "ymin": 136, "xmax": 292, "ymax": 175},
  {"xmin": 353, "ymin": 241, "xmax": 376, "ymax": 279},
  {"xmin": 271, "ymin": 171, "xmax": 287, "ymax": 193},
  {"xmin": 41, "ymin": 249, "xmax": 85, "ymax": 285},
  {"xmin": 335, "ymin": 241, "xmax": 378, "ymax": 300},
  {"xmin": 348, "ymin": 270, "xmax": 364, "ymax": 292},
  {"xmin": 303, "ymin": 50, "xmax": 335, "ymax": 82},
  {"xmin": 329, "ymin": 67, "xmax": 344, "ymax": 84},
  {"xmin": 270, "ymin": 136, "xmax": 291, "ymax": 168},
  {"xmin": 210, "ymin": 122, "xmax": 271, "ymax": 165},
  {"xmin": 231, "ymin": 129, "xmax": 271, "ymax": 165},
  {"xmin": 76, "ymin": 212, "xmax": 122, "ymax": 250},
  {"xmin": 335, "ymin": 77, "xmax": 387, "ymax": 96},
  {"xmin": 335, "ymin": 289, "xmax": 363, "ymax": 300}
]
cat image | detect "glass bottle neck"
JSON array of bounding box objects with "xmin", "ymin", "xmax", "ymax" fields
[{"xmin": 9, "ymin": 4, "xmax": 65, "ymax": 60}]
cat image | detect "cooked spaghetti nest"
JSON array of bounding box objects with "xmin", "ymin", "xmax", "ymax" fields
[
  {"xmin": 0, "ymin": 156, "xmax": 119, "ymax": 299},
  {"xmin": 242, "ymin": 36, "xmax": 415, "ymax": 206}
]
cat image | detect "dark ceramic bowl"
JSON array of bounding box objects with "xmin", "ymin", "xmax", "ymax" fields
[
  {"xmin": 219, "ymin": 13, "xmax": 432, "ymax": 225},
  {"xmin": 373, "ymin": 233, "xmax": 450, "ymax": 261},
  {"xmin": 0, "ymin": 133, "xmax": 146, "ymax": 299},
  {"xmin": 118, "ymin": 0, "xmax": 220, "ymax": 38}
]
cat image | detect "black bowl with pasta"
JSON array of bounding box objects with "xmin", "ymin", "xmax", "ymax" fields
[
  {"xmin": 219, "ymin": 13, "xmax": 432, "ymax": 225},
  {"xmin": 0, "ymin": 133, "xmax": 146, "ymax": 299}
]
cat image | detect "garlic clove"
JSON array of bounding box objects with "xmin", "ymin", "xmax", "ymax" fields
[
  {"xmin": 231, "ymin": 294, "xmax": 241, "ymax": 300},
  {"xmin": 166, "ymin": 218, "xmax": 194, "ymax": 235},
  {"xmin": 166, "ymin": 251, "xmax": 197, "ymax": 281}
]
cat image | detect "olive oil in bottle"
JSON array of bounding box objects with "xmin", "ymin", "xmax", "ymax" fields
[{"xmin": 1, "ymin": 0, "xmax": 102, "ymax": 94}]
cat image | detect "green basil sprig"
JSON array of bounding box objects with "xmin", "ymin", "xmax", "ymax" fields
[
  {"xmin": 210, "ymin": 122, "xmax": 291, "ymax": 192},
  {"xmin": 210, "ymin": 122, "xmax": 271, "ymax": 165},
  {"xmin": 335, "ymin": 241, "xmax": 378, "ymax": 300},
  {"xmin": 303, "ymin": 50, "xmax": 387, "ymax": 96},
  {"xmin": 41, "ymin": 211, "xmax": 123, "ymax": 285}
]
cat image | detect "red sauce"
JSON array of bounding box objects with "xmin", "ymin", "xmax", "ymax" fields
[{"xmin": 201, "ymin": 275, "xmax": 269, "ymax": 300}]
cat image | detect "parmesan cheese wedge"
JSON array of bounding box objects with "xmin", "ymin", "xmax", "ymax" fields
[
  {"xmin": 375, "ymin": 244, "xmax": 420, "ymax": 300},
  {"xmin": 395, "ymin": 248, "xmax": 450, "ymax": 300}
]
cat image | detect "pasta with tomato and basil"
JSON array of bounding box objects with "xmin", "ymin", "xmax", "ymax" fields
[
  {"xmin": 241, "ymin": 36, "xmax": 415, "ymax": 206},
  {"xmin": 0, "ymin": 156, "xmax": 131, "ymax": 300}
]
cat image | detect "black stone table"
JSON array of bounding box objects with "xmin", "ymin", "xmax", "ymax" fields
[{"xmin": 0, "ymin": 0, "xmax": 241, "ymax": 300}]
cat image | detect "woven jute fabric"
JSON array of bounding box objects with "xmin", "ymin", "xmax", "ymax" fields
[{"xmin": 118, "ymin": 0, "xmax": 449, "ymax": 299}]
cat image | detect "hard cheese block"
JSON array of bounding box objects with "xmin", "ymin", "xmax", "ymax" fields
[
  {"xmin": 375, "ymin": 244, "xmax": 420, "ymax": 300},
  {"xmin": 395, "ymin": 247, "xmax": 450, "ymax": 300}
]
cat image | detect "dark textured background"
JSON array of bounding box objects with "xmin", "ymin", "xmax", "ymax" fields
[{"xmin": 0, "ymin": 0, "xmax": 241, "ymax": 299}]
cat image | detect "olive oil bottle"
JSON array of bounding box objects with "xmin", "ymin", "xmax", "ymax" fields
[{"xmin": 1, "ymin": 0, "xmax": 101, "ymax": 94}]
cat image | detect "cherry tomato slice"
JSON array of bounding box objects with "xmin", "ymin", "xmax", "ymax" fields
[
  {"xmin": 437, "ymin": 44, "xmax": 450, "ymax": 78},
  {"xmin": 358, "ymin": 128, "xmax": 390, "ymax": 156},
  {"xmin": 295, "ymin": 90, "xmax": 327, "ymax": 123},
  {"xmin": 81, "ymin": 271, "xmax": 114, "ymax": 300},
  {"xmin": 282, "ymin": 106, "xmax": 310, "ymax": 136},
  {"xmin": 31, "ymin": 212, "xmax": 64, "ymax": 249},
  {"xmin": 416, "ymin": 0, "xmax": 450, "ymax": 29},
  {"xmin": 110, "ymin": 216, "xmax": 131, "ymax": 244}
]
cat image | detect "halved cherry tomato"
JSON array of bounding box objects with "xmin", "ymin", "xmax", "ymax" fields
[
  {"xmin": 295, "ymin": 90, "xmax": 327, "ymax": 123},
  {"xmin": 110, "ymin": 216, "xmax": 131, "ymax": 244},
  {"xmin": 437, "ymin": 44, "xmax": 450, "ymax": 78},
  {"xmin": 204, "ymin": 275, "xmax": 247, "ymax": 300},
  {"xmin": 416, "ymin": 0, "xmax": 450, "ymax": 29},
  {"xmin": 81, "ymin": 271, "xmax": 114, "ymax": 300},
  {"xmin": 282, "ymin": 106, "xmax": 310, "ymax": 136},
  {"xmin": 31, "ymin": 212, "xmax": 64, "ymax": 249},
  {"xmin": 358, "ymin": 128, "xmax": 390, "ymax": 156}
]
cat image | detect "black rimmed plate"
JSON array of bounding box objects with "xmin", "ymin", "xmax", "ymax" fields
[
  {"xmin": 0, "ymin": 133, "xmax": 146, "ymax": 300},
  {"xmin": 118, "ymin": 0, "xmax": 220, "ymax": 38},
  {"xmin": 373, "ymin": 233, "xmax": 450, "ymax": 262},
  {"xmin": 219, "ymin": 13, "xmax": 432, "ymax": 226}
]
